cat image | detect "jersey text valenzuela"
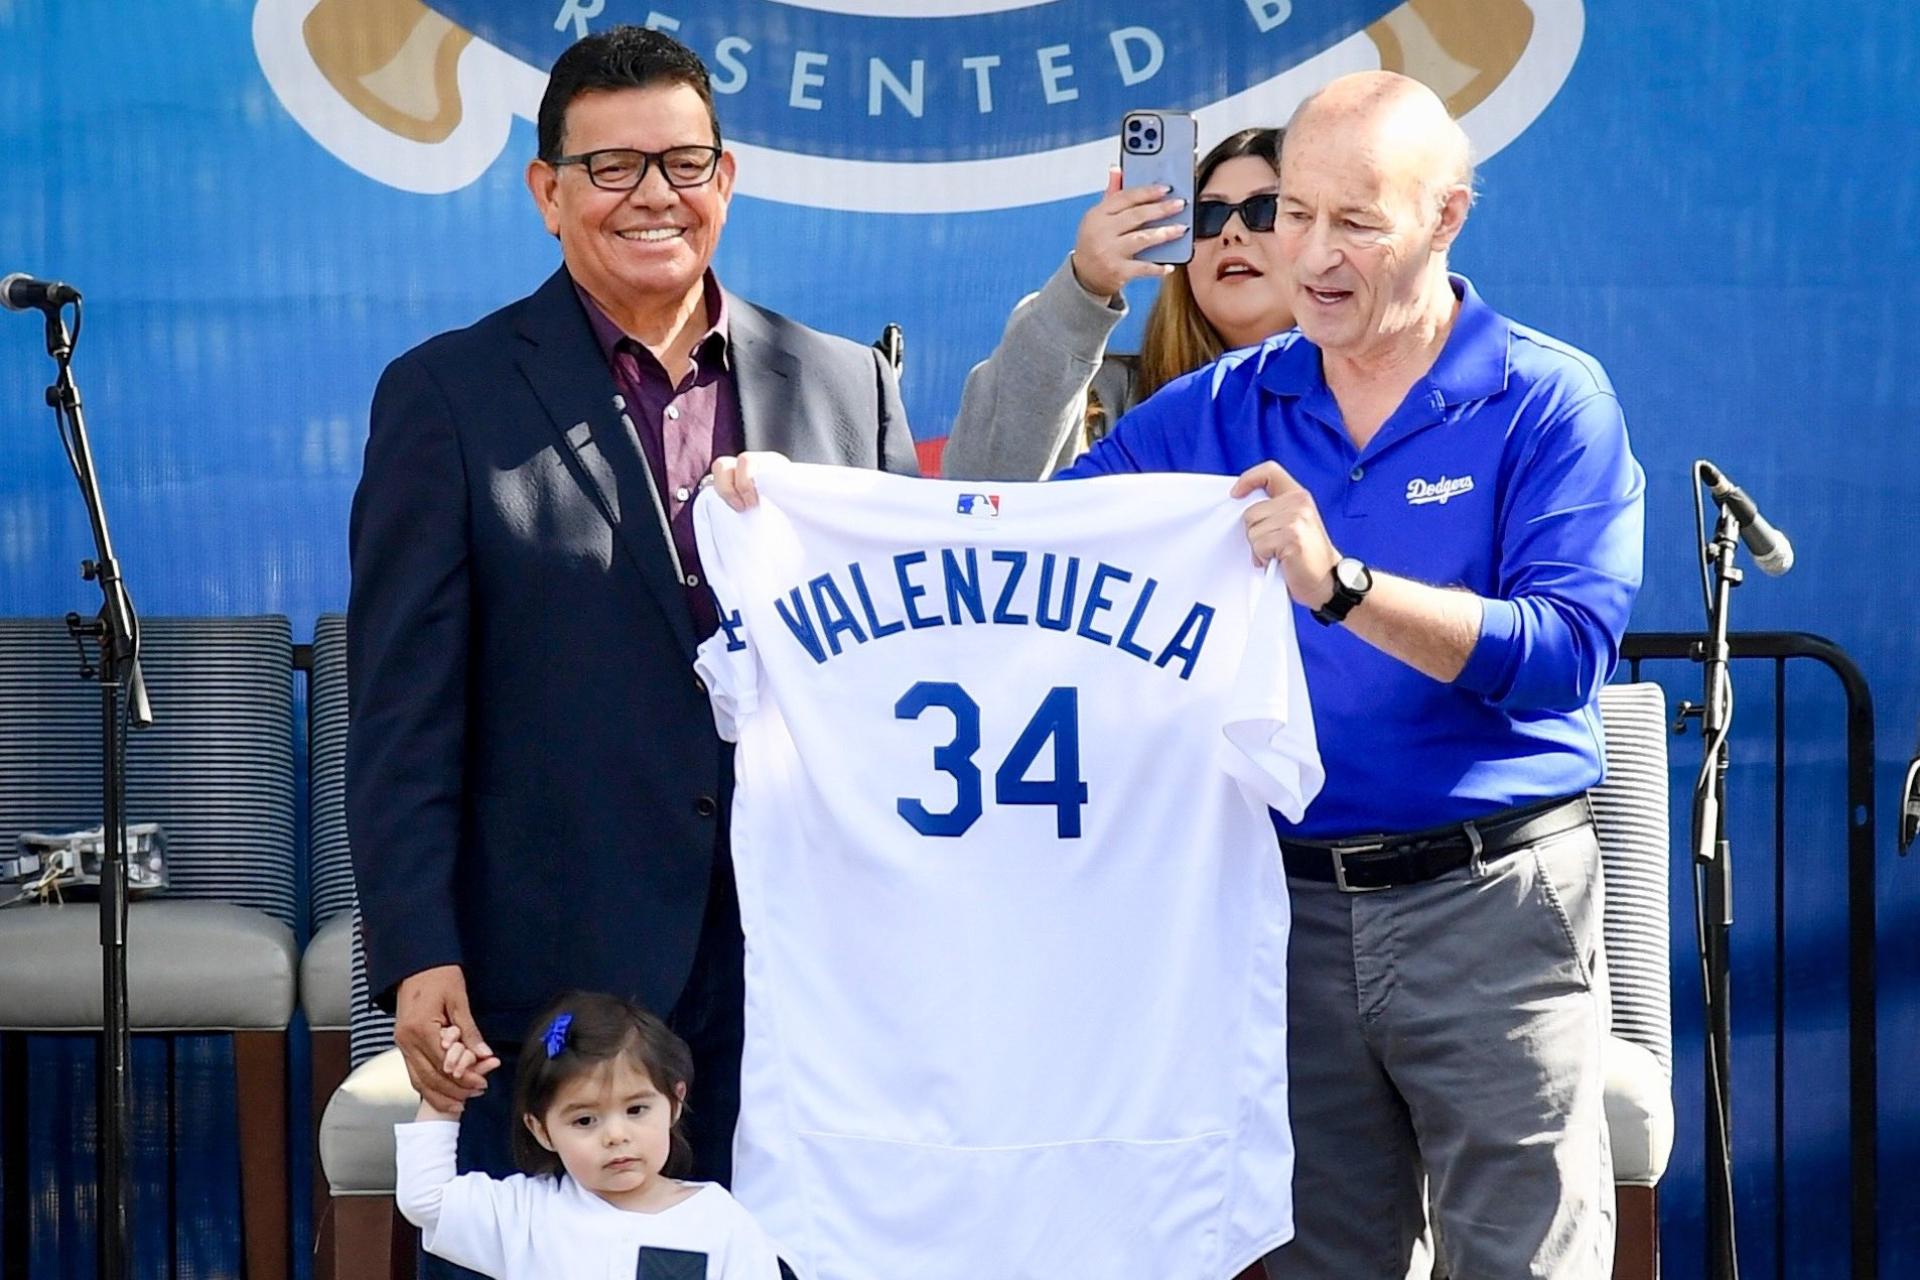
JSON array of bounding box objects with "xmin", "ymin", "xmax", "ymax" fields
[{"xmin": 771, "ymin": 548, "xmax": 1218, "ymax": 679}]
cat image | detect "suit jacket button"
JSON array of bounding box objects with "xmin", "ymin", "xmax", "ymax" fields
[{"xmin": 694, "ymin": 796, "xmax": 718, "ymax": 818}]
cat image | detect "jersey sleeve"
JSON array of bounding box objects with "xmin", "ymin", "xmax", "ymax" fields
[
  {"xmin": 1217, "ymin": 564, "xmax": 1326, "ymax": 822},
  {"xmin": 393, "ymin": 1120, "xmax": 522, "ymax": 1275},
  {"xmin": 692, "ymin": 489, "xmax": 762, "ymax": 742}
]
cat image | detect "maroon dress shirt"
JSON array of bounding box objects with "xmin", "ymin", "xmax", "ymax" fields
[{"xmin": 576, "ymin": 275, "xmax": 743, "ymax": 638}]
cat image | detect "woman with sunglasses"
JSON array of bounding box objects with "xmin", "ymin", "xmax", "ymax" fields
[{"xmin": 944, "ymin": 128, "xmax": 1293, "ymax": 480}]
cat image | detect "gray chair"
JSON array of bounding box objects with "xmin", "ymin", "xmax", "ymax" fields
[
  {"xmin": 298, "ymin": 616, "xmax": 397, "ymax": 1076},
  {"xmin": 0, "ymin": 615, "xmax": 298, "ymax": 1280},
  {"xmin": 1591, "ymin": 682, "xmax": 1675, "ymax": 1280},
  {"xmin": 318, "ymin": 985, "xmax": 416, "ymax": 1280},
  {"xmin": 303, "ymin": 614, "xmax": 416, "ymax": 1280},
  {"xmin": 304, "ymin": 616, "xmax": 357, "ymax": 1047},
  {"xmin": 302, "ymin": 613, "xmax": 357, "ymax": 1263}
]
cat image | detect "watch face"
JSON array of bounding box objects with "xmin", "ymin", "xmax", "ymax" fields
[{"xmin": 1335, "ymin": 558, "xmax": 1371, "ymax": 594}]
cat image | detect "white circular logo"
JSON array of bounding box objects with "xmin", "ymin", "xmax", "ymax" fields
[{"xmin": 256, "ymin": 0, "xmax": 1585, "ymax": 210}]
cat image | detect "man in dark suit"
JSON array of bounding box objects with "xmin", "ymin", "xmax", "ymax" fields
[{"xmin": 345, "ymin": 27, "xmax": 917, "ymax": 1261}]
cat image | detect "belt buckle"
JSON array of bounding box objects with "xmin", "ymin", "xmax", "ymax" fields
[{"xmin": 1330, "ymin": 841, "xmax": 1389, "ymax": 894}]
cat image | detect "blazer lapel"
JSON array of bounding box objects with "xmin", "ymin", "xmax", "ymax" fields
[
  {"xmin": 514, "ymin": 268, "xmax": 698, "ymax": 660},
  {"xmin": 725, "ymin": 291, "xmax": 802, "ymax": 455}
]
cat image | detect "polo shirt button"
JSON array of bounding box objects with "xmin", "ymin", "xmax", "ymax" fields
[
  {"xmin": 675, "ymin": 486, "xmax": 692, "ymax": 502},
  {"xmin": 1350, "ymin": 465, "xmax": 1365, "ymax": 481},
  {"xmin": 685, "ymin": 573, "xmax": 701, "ymax": 588},
  {"xmin": 694, "ymin": 795, "xmax": 718, "ymax": 818},
  {"xmin": 666, "ymin": 405, "xmax": 681, "ymax": 421}
]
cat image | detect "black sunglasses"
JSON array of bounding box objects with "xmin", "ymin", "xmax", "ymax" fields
[{"xmin": 1194, "ymin": 193, "xmax": 1279, "ymax": 239}]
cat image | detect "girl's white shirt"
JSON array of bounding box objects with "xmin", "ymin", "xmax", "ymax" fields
[{"xmin": 394, "ymin": 1119, "xmax": 783, "ymax": 1279}]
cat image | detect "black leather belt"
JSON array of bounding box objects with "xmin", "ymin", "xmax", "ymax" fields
[{"xmin": 1280, "ymin": 795, "xmax": 1592, "ymax": 893}]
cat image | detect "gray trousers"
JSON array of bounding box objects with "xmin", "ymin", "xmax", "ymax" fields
[{"xmin": 1263, "ymin": 821, "xmax": 1615, "ymax": 1280}]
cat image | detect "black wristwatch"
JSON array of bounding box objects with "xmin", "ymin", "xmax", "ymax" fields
[{"xmin": 1311, "ymin": 557, "xmax": 1373, "ymax": 626}]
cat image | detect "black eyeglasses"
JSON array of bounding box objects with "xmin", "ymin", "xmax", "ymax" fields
[
  {"xmin": 550, "ymin": 146, "xmax": 722, "ymax": 191},
  {"xmin": 1194, "ymin": 193, "xmax": 1279, "ymax": 239}
]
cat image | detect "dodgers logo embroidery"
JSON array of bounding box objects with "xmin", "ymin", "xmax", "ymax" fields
[
  {"xmin": 1406, "ymin": 475, "xmax": 1476, "ymax": 506},
  {"xmin": 254, "ymin": 0, "xmax": 1586, "ymax": 208}
]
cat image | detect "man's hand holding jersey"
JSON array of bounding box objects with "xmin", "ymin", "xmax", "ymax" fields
[
  {"xmin": 1232, "ymin": 461, "xmax": 1342, "ymax": 609},
  {"xmin": 709, "ymin": 452, "xmax": 780, "ymax": 512},
  {"xmin": 1234, "ymin": 460, "xmax": 1480, "ymax": 683}
]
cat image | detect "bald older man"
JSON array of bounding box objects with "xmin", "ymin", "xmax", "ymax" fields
[
  {"xmin": 1234, "ymin": 75, "xmax": 1642, "ymax": 1278},
  {"xmin": 927, "ymin": 71, "xmax": 1641, "ymax": 1276}
]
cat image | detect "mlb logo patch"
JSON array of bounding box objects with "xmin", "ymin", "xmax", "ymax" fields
[{"xmin": 956, "ymin": 493, "xmax": 1001, "ymax": 518}]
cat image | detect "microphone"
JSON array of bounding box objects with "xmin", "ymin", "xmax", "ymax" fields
[
  {"xmin": 1698, "ymin": 460, "xmax": 1794, "ymax": 576},
  {"xmin": 1, "ymin": 273, "xmax": 81, "ymax": 313}
]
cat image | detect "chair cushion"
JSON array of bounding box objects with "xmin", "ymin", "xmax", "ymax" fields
[
  {"xmin": 0, "ymin": 899, "xmax": 294, "ymax": 1030},
  {"xmin": 1605, "ymin": 1033, "xmax": 1674, "ymax": 1185},
  {"xmin": 320, "ymin": 1047, "xmax": 420, "ymax": 1194},
  {"xmin": 300, "ymin": 913, "xmax": 353, "ymax": 1031}
]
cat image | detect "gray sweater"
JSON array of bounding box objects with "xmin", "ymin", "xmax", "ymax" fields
[{"xmin": 942, "ymin": 255, "xmax": 1139, "ymax": 481}]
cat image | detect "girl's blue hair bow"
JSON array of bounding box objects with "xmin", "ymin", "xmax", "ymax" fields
[{"xmin": 542, "ymin": 1013, "xmax": 573, "ymax": 1059}]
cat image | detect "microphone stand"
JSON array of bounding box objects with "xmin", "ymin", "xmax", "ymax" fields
[
  {"xmin": 33, "ymin": 295, "xmax": 150, "ymax": 1280},
  {"xmin": 1683, "ymin": 489, "xmax": 1742, "ymax": 1280}
]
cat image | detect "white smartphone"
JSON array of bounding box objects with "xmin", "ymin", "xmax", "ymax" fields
[{"xmin": 1119, "ymin": 110, "xmax": 1197, "ymax": 266}]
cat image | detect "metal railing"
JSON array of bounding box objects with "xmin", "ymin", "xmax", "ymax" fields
[{"xmin": 1623, "ymin": 631, "xmax": 1877, "ymax": 1279}]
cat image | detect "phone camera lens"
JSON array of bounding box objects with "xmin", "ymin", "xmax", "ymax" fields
[
  {"xmin": 1127, "ymin": 119, "xmax": 1142, "ymax": 132},
  {"xmin": 1145, "ymin": 128, "xmax": 1159, "ymax": 144}
]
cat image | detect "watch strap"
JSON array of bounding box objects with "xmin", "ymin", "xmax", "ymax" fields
[{"xmin": 1312, "ymin": 560, "xmax": 1369, "ymax": 626}]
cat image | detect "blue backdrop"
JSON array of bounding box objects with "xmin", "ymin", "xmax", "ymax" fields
[{"xmin": 2, "ymin": 1, "xmax": 1915, "ymax": 1276}]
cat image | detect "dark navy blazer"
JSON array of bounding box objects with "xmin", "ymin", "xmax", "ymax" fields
[{"xmin": 346, "ymin": 265, "xmax": 918, "ymax": 1040}]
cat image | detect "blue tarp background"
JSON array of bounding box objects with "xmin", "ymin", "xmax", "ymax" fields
[{"xmin": 2, "ymin": 1, "xmax": 1915, "ymax": 1276}]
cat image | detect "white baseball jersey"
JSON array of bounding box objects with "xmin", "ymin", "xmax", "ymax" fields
[{"xmin": 693, "ymin": 460, "xmax": 1323, "ymax": 1280}]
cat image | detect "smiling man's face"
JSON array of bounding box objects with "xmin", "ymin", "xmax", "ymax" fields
[{"xmin": 526, "ymin": 84, "xmax": 734, "ymax": 318}]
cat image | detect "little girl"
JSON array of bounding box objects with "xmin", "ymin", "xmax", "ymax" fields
[{"xmin": 394, "ymin": 990, "xmax": 784, "ymax": 1278}]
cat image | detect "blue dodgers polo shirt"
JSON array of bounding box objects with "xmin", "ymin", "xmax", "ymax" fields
[{"xmin": 1059, "ymin": 275, "xmax": 1645, "ymax": 839}]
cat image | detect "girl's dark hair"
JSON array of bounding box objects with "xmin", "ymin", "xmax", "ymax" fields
[
  {"xmin": 510, "ymin": 990, "xmax": 697, "ymax": 1179},
  {"xmin": 537, "ymin": 25, "xmax": 721, "ymax": 162}
]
